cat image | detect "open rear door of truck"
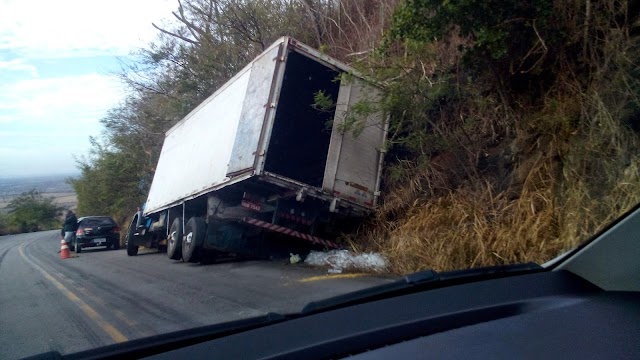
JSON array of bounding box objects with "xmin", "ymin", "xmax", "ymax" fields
[{"xmin": 322, "ymin": 77, "xmax": 388, "ymax": 209}]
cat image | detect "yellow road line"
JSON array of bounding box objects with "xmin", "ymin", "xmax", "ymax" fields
[
  {"xmin": 18, "ymin": 244, "xmax": 128, "ymax": 343},
  {"xmin": 113, "ymin": 309, "xmax": 139, "ymax": 328},
  {"xmin": 299, "ymin": 273, "xmax": 367, "ymax": 282}
]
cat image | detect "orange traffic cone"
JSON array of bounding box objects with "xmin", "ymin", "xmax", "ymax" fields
[{"xmin": 60, "ymin": 239, "xmax": 71, "ymax": 259}]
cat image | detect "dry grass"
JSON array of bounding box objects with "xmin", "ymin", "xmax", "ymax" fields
[
  {"xmin": 364, "ymin": 168, "xmax": 562, "ymax": 273},
  {"xmin": 365, "ymin": 158, "xmax": 640, "ymax": 274},
  {"xmin": 358, "ymin": 76, "xmax": 640, "ymax": 273}
]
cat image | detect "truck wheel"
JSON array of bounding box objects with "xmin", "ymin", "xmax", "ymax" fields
[
  {"xmin": 167, "ymin": 217, "xmax": 183, "ymax": 260},
  {"xmin": 126, "ymin": 216, "xmax": 139, "ymax": 256},
  {"xmin": 182, "ymin": 217, "xmax": 206, "ymax": 263}
]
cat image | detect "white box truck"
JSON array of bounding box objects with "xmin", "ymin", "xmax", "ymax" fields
[{"xmin": 125, "ymin": 37, "xmax": 388, "ymax": 262}]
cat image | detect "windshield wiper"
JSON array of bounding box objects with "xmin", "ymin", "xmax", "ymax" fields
[{"xmin": 301, "ymin": 262, "xmax": 542, "ymax": 314}]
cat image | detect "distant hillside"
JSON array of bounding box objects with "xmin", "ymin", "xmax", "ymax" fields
[
  {"xmin": 0, "ymin": 175, "xmax": 78, "ymax": 213},
  {"xmin": 0, "ymin": 175, "xmax": 75, "ymax": 196}
]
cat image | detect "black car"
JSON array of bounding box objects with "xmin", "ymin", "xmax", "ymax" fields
[{"xmin": 73, "ymin": 216, "xmax": 121, "ymax": 253}]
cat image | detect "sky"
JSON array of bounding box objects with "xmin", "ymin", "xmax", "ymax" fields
[{"xmin": 0, "ymin": 0, "xmax": 176, "ymax": 178}]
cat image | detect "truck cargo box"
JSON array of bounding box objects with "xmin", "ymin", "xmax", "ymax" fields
[{"xmin": 144, "ymin": 37, "xmax": 387, "ymax": 216}]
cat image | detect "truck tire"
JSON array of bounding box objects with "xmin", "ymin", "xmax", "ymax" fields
[
  {"xmin": 167, "ymin": 217, "xmax": 183, "ymax": 260},
  {"xmin": 182, "ymin": 217, "xmax": 206, "ymax": 263},
  {"xmin": 126, "ymin": 216, "xmax": 139, "ymax": 256}
]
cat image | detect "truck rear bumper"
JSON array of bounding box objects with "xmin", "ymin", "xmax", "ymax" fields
[{"xmin": 240, "ymin": 217, "xmax": 341, "ymax": 249}]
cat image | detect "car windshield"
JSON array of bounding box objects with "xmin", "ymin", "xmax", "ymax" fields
[{"xmin": 1, "ymin": 0, "xmax": 638, "ymax": 358}]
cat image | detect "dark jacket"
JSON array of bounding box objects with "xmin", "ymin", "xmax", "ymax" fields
[{"xmin": 61, "ymin": 213, "xmax": 78, "ymax": 236}]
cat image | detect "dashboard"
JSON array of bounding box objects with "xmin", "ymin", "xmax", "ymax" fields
[{"xmin": 143, "ymin": 271, "xmax": 640, "ymax": 359}]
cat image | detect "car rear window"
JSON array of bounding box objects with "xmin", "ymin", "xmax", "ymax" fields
[{"xmin": 80, "ymin": 218, "xmax": 116, "ymax": 227}]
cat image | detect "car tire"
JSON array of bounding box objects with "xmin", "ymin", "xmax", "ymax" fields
[
  {"xmin": 113, "ymin": 238, "xmax": 121, "ymax": 250},
  {"xmin": 182, "ymin": 217, "xmax": 206, "ymax": 263},
  {"xmin": 76, "ymin": 241, "xmax": 82, "ymax": 254},
  {"xmin": 167, "ymin": 217, "xmax": 183, "ymax": 260},
  {"xmin": 126, "ymin": 216, "xmax": 139, "ymax": 256}
]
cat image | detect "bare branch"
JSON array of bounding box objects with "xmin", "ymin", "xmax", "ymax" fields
[
  {"xmin": 152, "ymin": 23, "xmax": 198, "ymax": 45},
  {"xmin": 176, "ymin": 0, "xmax": 201, "ymax": 42}
]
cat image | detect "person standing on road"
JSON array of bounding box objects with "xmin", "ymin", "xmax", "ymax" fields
[{"xmin": 61, "ymin": 210, "xmax": 79, "ymax": 251}]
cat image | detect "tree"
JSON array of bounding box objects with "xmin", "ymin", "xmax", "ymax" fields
[
  {"xmin": 0, "ymin": 212, "xmax": 9, "ymax": 235},
  {"xmin": 6, "ymin": 190, "xmax": 62, "ymax": 233},
  {"xmin": 69, "ymin": 143, "xmax": 148, "ymax": 226}
]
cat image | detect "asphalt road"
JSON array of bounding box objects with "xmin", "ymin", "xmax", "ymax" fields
[{"xmin": 0, "ymin": 230, "xmax": 389, "ymax": 359}]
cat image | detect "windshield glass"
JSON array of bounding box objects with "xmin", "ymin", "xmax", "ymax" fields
[
  {"xmin": 1, "ymin": 0, "xmax": 637, "ymax": 358},
  {"xmin": 79, "ymin": 218, "xmax": 116, "ymax": 227}
]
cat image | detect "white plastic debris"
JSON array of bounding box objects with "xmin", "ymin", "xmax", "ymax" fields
[
  {"xmin": 289, "ymin": 253, "xmax": 301, "ymax": 264},
  {"xmin": 305, "ymin": 250, "xmax": 389, "ymax": 273}
]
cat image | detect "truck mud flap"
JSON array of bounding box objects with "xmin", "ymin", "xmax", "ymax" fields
[{"xmin": 240, "ymin": 217, "xmax": 341, "ymax": 250}]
